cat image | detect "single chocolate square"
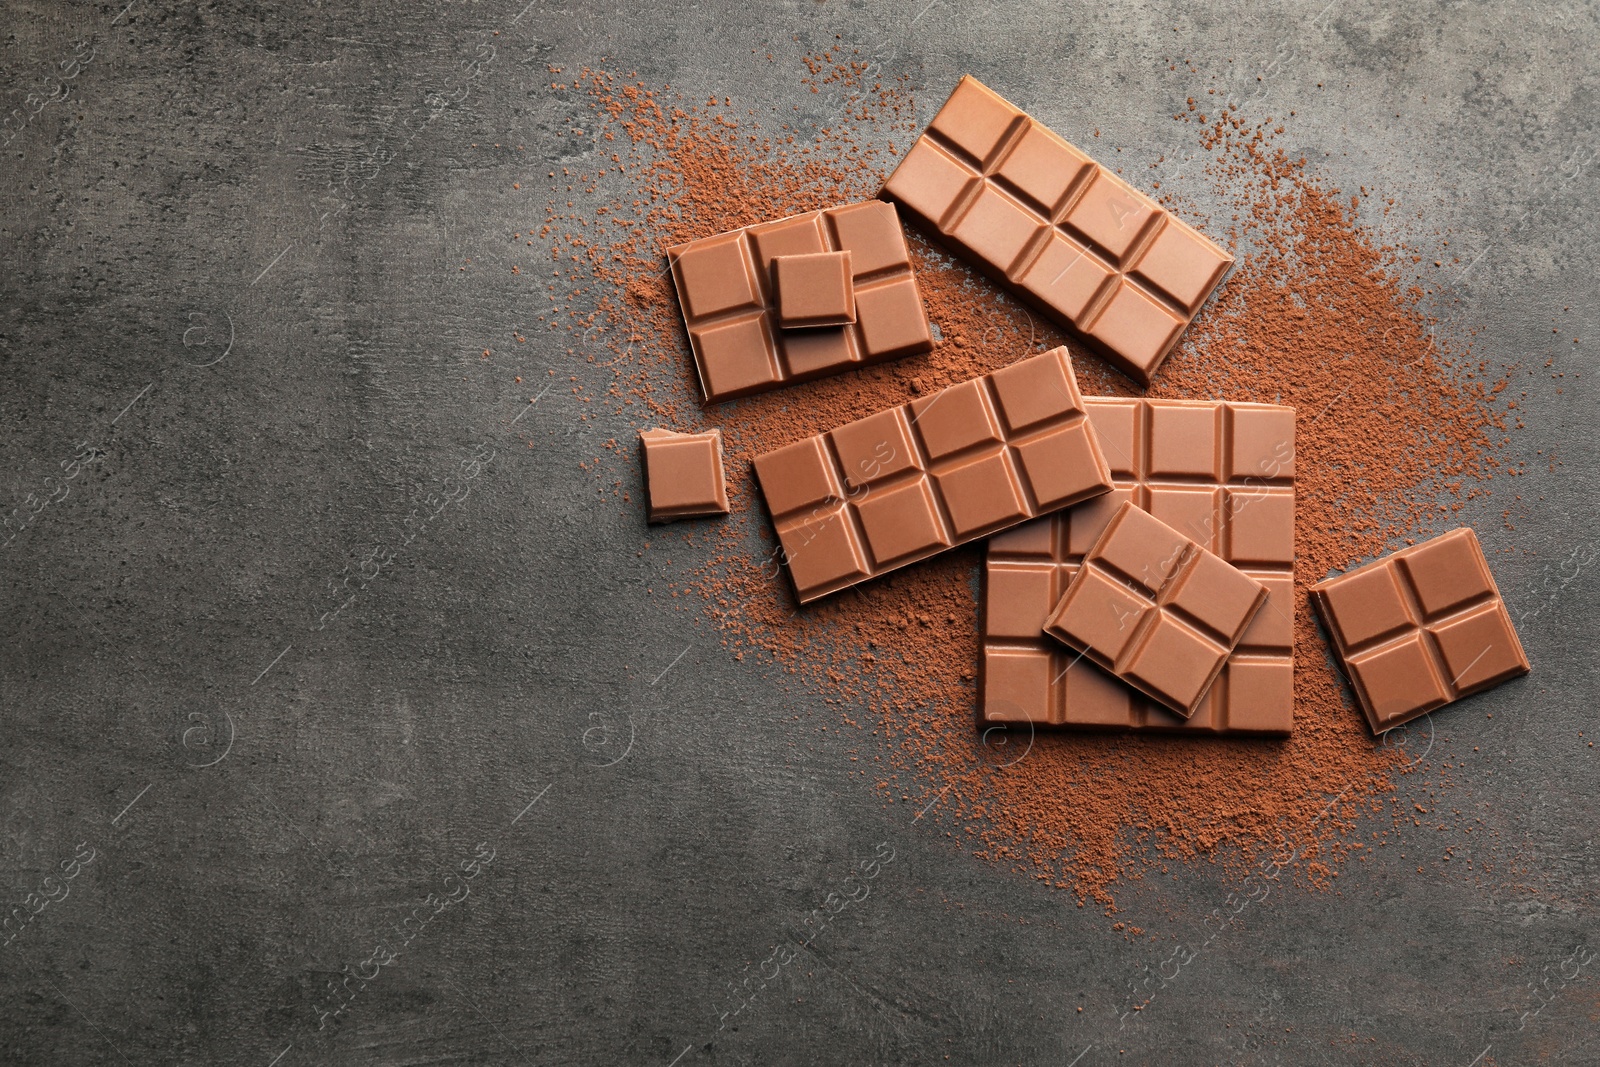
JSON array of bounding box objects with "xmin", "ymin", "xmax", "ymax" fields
[
  {"xmin": 667, "ymin": 200, "xmax": 932, "ymax": 402},
  {"xmin": 982, "ymin": 398, "xmax": 1296, "ymax": 736},
  {"xmin": 1311, "ymin": 528, "xmax": 1529, "ymax": 733},
  {"xmin": 1043, "ymin": 502, "xmax": 1268, "ymax": 718},
  {"xmin": 881, "ymin": 76, "xmax": 1231, "ymax": 386},
  {"xmin": 752, "ymin": 346, "xmax": 1113, "ymax": 603},
  {"xmin": 639, "ymin": 428, "xmax": 730, "ymax": 523},
  {"xmin": 774, "ymin": 251, "xmax": 855, "ymax": 328}
]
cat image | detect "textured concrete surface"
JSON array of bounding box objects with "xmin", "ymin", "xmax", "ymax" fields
[{"xmin": 2, "ymin": 1, "xmax": 1596, "ymax": 1064}]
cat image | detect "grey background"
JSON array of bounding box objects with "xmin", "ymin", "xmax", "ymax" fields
[{"xmin": 1, "ymin": 0, "xmax": 1595, "ymax": 1064}]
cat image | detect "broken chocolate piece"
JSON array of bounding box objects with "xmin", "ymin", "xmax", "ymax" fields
[
  {"xmin": 667, "ymin": 201, "xmax": 931, "ymax": 402},
  {"xmin": 639, "ymin": 427, "xmax": 730, "ymax": 523},
  {"xmin": 753, "ymin": 346, "xmax": 1113, "ymax": 603},
  {"xmin": 773, "ymin": 251, "xmax": 856, "ymax": 328},
  {"xmin": 1042, "ymin": 502, "xmax": 1268, "ymax": 718}
]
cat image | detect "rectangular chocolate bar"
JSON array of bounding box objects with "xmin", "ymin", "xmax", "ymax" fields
[
  {"xmin": 667, "ymin": 200, "xmax": 932, "ymax": 402},
  {"xmin": 754, "ymin": 346, "xmax": 1114, "ymax": 603},
  {"xmin": 983, "ymin": 398, "xmax": 1295, "ymax": 735},
  {"xmin": 881, "ymin": 76, "xmax": 1231, "ymax": 386},
  {"xmin": 1311, "ymin": 528, "xmax": 1529, "ymax": 733},
  {"xmin": 1043, "ymin": 503, "xmax": 1268, "ymax": 717}
]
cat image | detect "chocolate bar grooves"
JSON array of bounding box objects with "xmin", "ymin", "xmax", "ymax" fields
[
  {"xmin": 1337, "ymin": 567, "xmax": 1454, "ymax": 713},
  {"xmin": 1087, "ymin": 539, "xmax": 1245, "ymax": 696},
  {"xmin": 1043, "ymin": 503, "xmax": 1269, "ymax": 717},
  {"xmin": 829, "ymin": 429, "xmax": 959, "ymax": 570},
  {"xmin": 927, "ymin": 118, "xmax": 1028, "ymax": 229},
  {"xmin": 895, "ymin": 423, "xmax": 960, "ymax": 563},
  {"xmin": 915, "ymin": 126, "xmax": 1189, "ymax": 323}
]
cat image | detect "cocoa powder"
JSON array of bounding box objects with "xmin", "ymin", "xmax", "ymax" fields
[{"xmin": 529, "ymin": 57, "xmax": 1515, "ymax": 905}]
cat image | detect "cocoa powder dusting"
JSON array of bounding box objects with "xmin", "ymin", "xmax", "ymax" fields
[{"xmin": 529, "ymin": 58, "xmax": 1515, "ymax": 905}]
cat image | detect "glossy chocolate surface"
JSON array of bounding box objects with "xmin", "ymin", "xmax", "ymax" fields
[
  {"xmin": 773, "ymin": 251, "xmax": 856, "ymax": 328},
  {"xmin": 1042, "ymin": 503, "xmax": 1268, "ymax": 718},
  {"xmin": 639, "ymin": 427, "xmax": 730, "ymax": 523}
]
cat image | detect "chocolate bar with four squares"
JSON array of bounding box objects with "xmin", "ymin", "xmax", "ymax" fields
[
  {"xmin": 1042, "ymin": 502, "xmax": 1269, "ymax": 718},
  {"xmin": 1311, "ymin": 528, "xmax": 1529, "ymax": 733}
]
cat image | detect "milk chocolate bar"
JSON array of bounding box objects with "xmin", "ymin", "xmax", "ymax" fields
[
  {"xmin": 1311, "ymin": 528, "xmax": 1529, "ymax": 733},
  {"xmin": 983, "ymin": 398, "xmax": 1296, "ymax": 735},
  {"xmin": 881, "ymin": 76, "xmax": 1231, "ymax": 386},
  {"xmin": 667, "ymin": 201, "xmax": 932, "ymax": 402},
  {"xmin": 753, "ymin": 347, "xmax": 1113, "ymax": 603},
  {"xmin": 1043, "ymin": 502, "xmax": 1268, "ymax": 717}
]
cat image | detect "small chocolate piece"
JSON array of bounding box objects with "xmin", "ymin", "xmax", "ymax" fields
[
  {"xmin": 881, "ymin": 76, "xmax": 1232, "ymax": 386},
  {"xmin": 639, "ymin": 428, "xmax": 730, "ymax": 523},
  {"xmin": 1311, "ymin": 528, "xmax": 1529, "ymax": 733},
  {"xmin": 774, "ymin": 251, "xmax": 856, "ymax": 328},
  {"xmin": 667, "ymin": 200, "xmax": 932, "ymax": 402},
  {"xmin": 753, "ymin": 346, "xmax": 1114, "ymax": 603},
  {"xmin": 1043, "ymin": 502, "xmax": 1268, "ymax": 718},
  {"xmin": 982, "ymin": 398, "xmax": 1296, "ymax": 735}
]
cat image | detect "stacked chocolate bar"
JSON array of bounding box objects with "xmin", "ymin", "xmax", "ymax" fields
[{"xmin": 639, "ymin": 75, "xmax": 1530, "ymax": 736}]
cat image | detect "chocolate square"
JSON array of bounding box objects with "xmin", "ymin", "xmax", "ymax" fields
[
  {"xmin": 638, "ymin": 428, "xmax": 730, "ymax": 523},
  {"xmin": 773, "ymin": 251, "xmax": 855, "ymax": 328}
]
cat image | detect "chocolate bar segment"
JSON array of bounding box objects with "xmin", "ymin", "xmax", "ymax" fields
[
  {"xmin": 667, "ymin": 201, "xmax": 932, "ymax": 402},
  {"xmin": 639, "ymin": 427, "xmax": 730, "ymax": 523},
  {"xmin": 1043, "ymin": 502, "xmax": 1267, "ymax": 717},
  {"xmin": 774, "ymin": 251, "xmax": 856, "ymax": 328},
  {"xmin": 983, "ymin": 398, "xmax": 1295, "ymax": 735},
  {"xmin": 754, "ymin": 346, "xmax": 1113, "ymax": 603},
  {"xmin": 1311, "ymin": 528, "xmax": 1529, "ymax": 733},
  {"xmin": 882, "ymin": 76, "xmax": 1231, "ymax": 386}
]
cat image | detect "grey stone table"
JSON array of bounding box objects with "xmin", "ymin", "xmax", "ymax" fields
[{"xmin": 2, "ymin": 1, "xmax": 1594, "ymax": 1064}]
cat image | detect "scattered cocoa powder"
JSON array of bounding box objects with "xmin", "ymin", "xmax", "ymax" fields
[{"xmin": 526, "ymin": 56, "xmax": 1516, "ymax": 905}]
